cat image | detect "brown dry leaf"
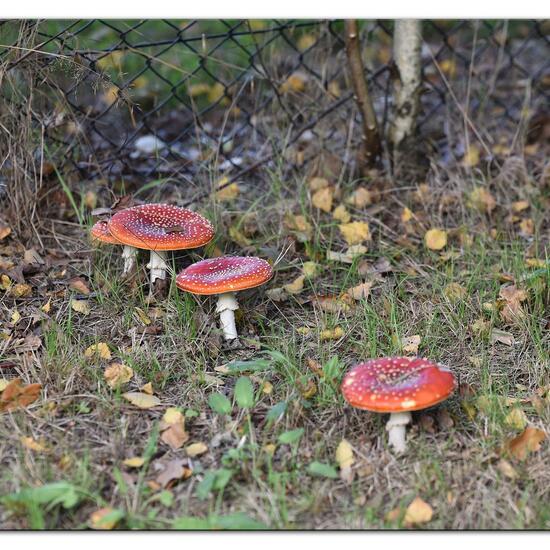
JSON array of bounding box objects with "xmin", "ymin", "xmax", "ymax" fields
[
  {"xmin": 284, "ymin": 275, "xmax": 305, "ymax": 295},
  {"xmin": 346, "ymin": 281, "xmax": 373, "ymax": 301},
  {"xmin": 525, "ymin": 258, "xmax": 546, "ymax": 269},
  {"xmin": 0, "ymin": 225, "xmax": 12, "ymax": 241},
  {"xmin": 134, "ymin": 307, "xmax": 152, "ymax": 326},
  {"xmin": 298, "ymin": 378, "xmax": 317, "ymax": 399},
  {"xmin": 504, "ymin": 408, "xmax": 528, "ymax": 431},
  {"xmin": 285, "ymin": 213, "xmax": 313, "ymax": 242},
  {"xmin": 512, "ymin": 200, "xmax": 529, "ymax": 213},
  {"xmin": 308, "ymin": 177, "xmax": 330, "ymax": 192},
  {"xmin": 444, "ymin": 282, "xmax": 467, "ymax": 303},
  {"xmin": 519, "ymin": 218, "xmax": 534, "ymax": 237},
  {"xmin": 0, "ymin": 378, "xmax": 41, "ymax": 413},
  {"xmin": 216, "ymin": 178, "xmax": 240, "ymax": 202},
  {"xmin": 123, "ymin": 457, "xmax": 145, "ymax": 468},
  {"xmin": 122, "ymin": 392, "xmax": 161, "ymax": 410},
  {"xmin": 104, "ymin": 363, "xmax": 134, "ymax": 389},
  {"xmin": 467, "ymin": 187, "xmax": 496, "ymax": 214},
  {"xmin": 335, "ymin": 439, "xmax": 354, "ymax": 483},
  {"xmin": 424, "ymin": 229, "xmax": 447, "ymax": 250},
  {"xmin": 506, "ymin": 426, "xmax": 546, "ymax": 460},
  {"xmin": 69, "ymin": 277, "xmax": 91, "ymax": 295},
  {"xmin": 496, "ymin": 459, "xmax": 519, "ymax": 479},
  {"xmin": 346, "ymin": 187, "xmax": 371, "ymax": 208},
  {"xmin": 385, "ymin": 507, "xmax": 402, "ymax": 523},
  {"xmin": 279, "ymin": 72, "xmax": 307, "ymax": 94},
  {"xmin": 141, "ymin": 382, "xmax": 154, "ymax": 395},
  {"xmin": 320, "ymin": 327, "xmax": 344, "ymax": 341},
  {"xmin": 84, "ymin": 342, "xmax": 112, "ymax": 360},
  {"xmin": 404, "ymin": 497, "xmax": 434, "ymax": 526},
  {"xmin": 400, "ymin": 334, "xmax": 421, "ymax": 355},
  {"xmin": 186, "ymin": 442, "xmax": 208, "ymax": 457},
  {"xmin": 326, "ymin": 244, "xmax": 367, "ymax": 264},
  {"xmin": 160, "ymin": 408, "xmax": 189, "ymax": 450},
  {"xmin": 332, "ymin": 204, "xmax": 351, "ymax": 223},
  {"xmin": 463, "ymin": 144, "xmax": 480, "ymax": 167},
  {"xmin": 499, "ymin": 284, "xmax": 528, "ymax": 324},
  {"xmin": 71, "ymin": 299, "xmax": 90, "ymax": 315},
  {"xmin": 155, "ymin": 458, "xmax": 189, "ymax": 488},
  {"xmin": 20, "ymin": 436, "xmax": 49, "ymax": 453},
  {"xmin": 89, "ymin": 507, "xmax": 121, "ymax": 530},
  {"xmin": 313, "ymin": 295, "xmax": 353, "ymax": 314},
  {"xmin": 24, "ymin": 249, "xmax": 44, "ymax": 265},
  {"xmin": 9, "ymin": 284, "xmax": 32, "ymax": 299},
  {"xmin": 339, "ymin": 221, "xmax": 370, "ymax": 245},
  {"xmin": 41, "ymin": 298, "xmax": 52, "ymax": 314},
  {"xmin": 311, "ymin": 186, "xmax": 333, "ymax": 213}
]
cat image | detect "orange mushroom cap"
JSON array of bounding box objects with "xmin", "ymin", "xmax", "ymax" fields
[
  {"xmin": 90, "ymin": 220, "xmax": 119, "ymax": 245},
  {"xmin": 341, "ymin": 357, "xmax": 456, "ymax": 413},
  {"xmin": 107, "ymin": 204, "xmax": 214, "ymax": 251},
  {"xmin": 176, "ymin": 256, "xmax": 273, "ymax": 295}
]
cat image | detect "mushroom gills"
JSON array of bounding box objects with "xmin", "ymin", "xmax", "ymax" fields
[
  {"xmin": 122, "ymin": 245, "xmax": 138, "ymax": 275},
  {"xmin": 147, "ymin": 250, "xmax": 169, "ymax": 284},
  {"xmin": 385, "ymin": 411, "xmax": 412, "ymax": 453},
  {"xmin": 216, "ymin": 292, "xmax": 239, "ymax": 340}
]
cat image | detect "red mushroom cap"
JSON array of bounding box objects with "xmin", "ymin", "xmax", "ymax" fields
[
  {"xmin": 341, "ymin": 357, "xmax": 456, "ymax": 413},
  {"xmin": 176, "ymin": 256, "xmax": 273, "ymax": 295},
  {"xmin": 107, "ymin": 204, "xmax": 214, "ymax": 251},
  {"xmin": 90, "ymin": 220, "xmax": 119, "ymax": 245}
]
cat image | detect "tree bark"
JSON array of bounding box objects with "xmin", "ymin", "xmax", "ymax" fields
[
  {"xmin": 390, "ymin": 20, "xmax": 423, "ymax": 178},
  {"xmin": 344, "ymin": 20, "xmax": 382, "ymax": 173}
]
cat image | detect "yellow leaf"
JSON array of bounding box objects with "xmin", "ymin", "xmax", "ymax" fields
[
  {"xmin": 285, "ymin": 213, "xmax": 313, "ymax": 242},
  {"xmin": 185, "ymin": 442, "xmax": 208, "ymax": 457},
  {"xmin": 84, "ymin": 189, "xmax": 97, "ymax": 209},
  {"xmin": 463, "ymin": 144, "xmax": 480, "ymax": 167},
  {"xmin": 302, "ymin": 261, "xmax": 320, "ymax": 278},
  {"xmin": 216, "ymin": 178, "xmax": 240, "ymax": 201},
  {"xmin": 401, "ymin": 207, "xmax": 413, "ymax": 223},
  {"xmin": 439, "ymin": 58, "xmax": 457, "ymax": 78},
  {"xmin": 297, "ymin": 33, "xmax": 316, "ymax": 51},
  {"xmin": 11, "ymin": 310, "xmax": 21, "ymax": 324},
  {"xmin": 332, "ymin": 204, "xmax": 351, "ymax": 223},
  {"xmin": 84, "ymin": 342, "xmax": 112, "ymax": 361},
  {"xmin": 335, "ymin": 439, "xmax": 354, "ymax": 470},
  {"xmin": 262, "ymin": 381, "xmax": 273, "ymax": 395},
  {"xmin": 123, "ymin": 457, "xmax": 145, "ymax": 468},
  {"xmin": 160, "ymin": 410, "xmax": 188, "ymax": 450},
  {"xmin": 496, "ymin": 459, "xmax": 518, "ymax": 479},
  {"xmin": 71, "ymin": 299, "xmax": 90, "ymax": 315},
  {"xmin": 424, "ymin": 228, "xmax": 447, "ymax": 250},
  {"xmin": 141, "ymin": 382, "xmax": 154, "ymax": 395},
  {"xmin": 207, "ymin": 82, "xmax": 227, "ymax": 104},
  {"xmin": 346, "ymin": 187, "xmax": 371, "ymax": 208},
  {"xmin": 104, "ymin": 363, "xmax": 133, "ymax": 389},
  {"xmin": 122, "ymin": 392, "xmax": 161, "ymax": 409},
  {"xmin": 525, "ymin": 258, "xmax": 546, "ymax": 269},
  {"xmin": 283, "ymin": 275, "xmax": 305, "ymax": 295},
  {"xmin": 20, "ymin": 436, "xmax": 49, "ymax": 453},
  {"xmin": 163, "ymin": 407, "xmax": 184, "ymax": 425},
  {"xmin": 279, "ymin": 72, "xmax": 307, "ymax": 94},
  {"xmin": 326, "ymin": 244, "xmax": 367, "ymax": 264},
  {"xmin": 9, "ymin": 283, "xmax": 32, "ymax": 298},
  {"xmin": 444, "ymin": 283, "xmax": 467, "ymax": 303},
  {"xmin": 308, "ymin": 177, "xmax": 330, "ymax": 192},
  {"xmin": 41, "ymin": 298, "xmax": 52, "ymax": 313},
  {"xmin": 400, "ymin": 334, "xmax": 421, "ymax": 355},
  {"xmin": 311, "ymin": 186, "xmax": 333, "ymax": 213},
  {"xmin": 0, "ymin": 274, "xmax": 11, "ymax": 291},
  {"xmin": 0, "ymin": 379, "xmax": 8, "ymax": 392},
  {"xmin": 188, "ymin": 83, "xmax": 211, "ymax": 97},
  {"xmin": 320, "ymin": 327, "xmax": 344, "ymax": 341},
  {"xmin": 506, "ymin": 426, "xmax": 546, "ymax": 460},
  {"xmin": 504, "ymin": 408, "xmax": 528, "ymax": 431},
  {"xmin": 134, "ymin": 307, "xmax": 151, "ymax": 326},
  {"xmin": 89, "ymin": 507, "xmax": 122, "ymax": 530},
  {"xmin": 404, "ymin": 497, "xmax": 433, "ymax": 525},
  {"xmin": 519, "ymin": 218, "xmax": 534, "ymax": 236},
  {"xmin": 346, "ymin": 281, "xmax": 373, "ymax": 301},
  {"xmin": 467, "ymin": 187, "xmax": 496, "ymax": 214},
  {"xmin": 339, "ymin": 221, "xmax": 370, "ymax": 245},
  {"xmin": 512, "ymin": 200, "xmax": 529, "ymax": 213}
]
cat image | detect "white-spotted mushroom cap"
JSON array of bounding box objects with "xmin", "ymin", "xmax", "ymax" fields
[
  {"xmin": 107, "ymin": 204, "xmax": 214, "ymax": 251},
  {"xmin": 91, "ymin": 220, "xmax": 120, "ymax": 245},
  {"xmin": 176, "ymin": 256, "xmax": 273, "ymax": 295},
  {"xmin": 341, "ymin": 357, "xmax": 456, "ymax": 413}
]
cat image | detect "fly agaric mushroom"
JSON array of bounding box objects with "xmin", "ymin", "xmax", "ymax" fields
[
  {"xmin": 91, "ymin": 219, "xmax": 138, "ymax": 275},
  {"xmin": 341, "ymin": 357, "xmax": 456, "ymax": 453},
  {"xmin": 108, "ymin": 204, "xmax": 214, "ymax": 285},
  {"xmin": 175, "ymin": 256, "xmax": 273, "ymax": 340}
]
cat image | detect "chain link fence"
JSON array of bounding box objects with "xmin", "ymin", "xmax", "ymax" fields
[{"xmin": 1, "ymin": 19, "xmax": 549, "ymax": 204}]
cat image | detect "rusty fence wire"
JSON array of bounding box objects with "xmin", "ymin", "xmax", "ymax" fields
[{"xmin": 0, "ymin": 19, "xmax": 549, "ymax": 203}]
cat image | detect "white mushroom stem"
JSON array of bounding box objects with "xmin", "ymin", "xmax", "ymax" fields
[
  {"xmin": 147, "ymin": 250, "xmax": 169, "ymax": 284},
  {"xmin": 122, "ymin": 245, "xmax": 138, "ymax": 275},
  {"xmin": 386, "ymin": 411, "xmax": 412, "ymax": 453},
  {"xmin": 216, "ymin": 292, "xmax": 239, "ymax": 340}
]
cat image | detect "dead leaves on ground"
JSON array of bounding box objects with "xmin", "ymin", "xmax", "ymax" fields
[
  {"xmin": 505, "ymin": 426, "xmax": 546, "ymax": 461},
  {"xmin": 0, "ymin": 378, "xmax": 41, "ymax": 413},
  {"xmin": 122, "ymin": 392, "xmax": 161, "ymax": 410},
  {"xmin": 160, "ymin": 408, "xmax": 189, "ymax": 450},
  {"xmin": 104, "ymin": 363, "xmax": 134, "ymax": 389}
]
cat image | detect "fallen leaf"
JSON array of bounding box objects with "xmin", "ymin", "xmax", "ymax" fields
[
  {"xmin": 186, "ymin": 442, "xmax": 208, "ymax": 457},
  {"xmin": 346, "ymin": 281, "xmax": 373, "ymax": 301},
  {"xmin": 302, "ymin": 261, "xmax": 320, "ymax": 278},
  {"xmin": 71, "ymin": 299, "xmax": 90, "ymax": 315},
  {"xmin": 41, "ymin": 298, "xmax": 52, "ymax": 313},
  {"xmin": 467, "ymin": 187, "xmax": 496, "ymax": 214},
  {"xmin": 311, "ymin": 186, "xmax": 333, "ymax": 213},
  {"xmin": 499, "ymin": 285, "xmax": 528, "ymax": 324},
  {"xmin": 0, "ymin": 225, "xmax": 12, "ymax": 241},
  {"xmin": 279, "ymin": 72, "xmax": 307, "ymax": 94},
  {"xmin": 313, "ymin": 295, "xmax": 353, "ymax": 314},
  {"xmin": 84, "ymin": 343, "xmax": 112, "ymax": 361},
  {"xmin": 385, "ymin": 507, "xmax": 402, "ymax": 523},
  {"xmin": 335, "ymin": 439, "xmax": 354, "ymax": 483},
  {"xmin": 332, "ymin": 204, "xmax": 351, "ymax": 223},
  {"xmin": 89, "ymin": 507, "xmax": 123, "ymax": 530},
  {"xmin": 20, "ymin": 436, "xmax": 49, "ymax": 453},
  {"xmin": 122, "ymin": 392, "xmax": 160, "ymax": 409},
  {"xmin": 506, "ymin": 426, "xmax": 546, "ymax": 460},
  {"xmin": 444, "ymin": 282, "xmax": 467, "ymax": 303},
  {"xmin": 346, "ymin": 187, "xmax": 371, "ymax": 208},
  {"xmin": 0, "ymin": 378, "xmax": 41, "ymax": 413},
  {"xmin": 339, "ymin": 221, "xmax": 370, "ymax": 245},
  {"xmin": 0, "ymin": 379, "xmax": 9, "ymax": 392},
  {"xmin": 326, "ymin": 244, "xmax": 367, "ymax": 264},
  {"xmin": 23, "ymin": 249, "xmax": 44, "ymax": 265},
  {"xmin": 8, "ymin": 284, "xmax": 32, "ymax": 299},
  {"xmin": 134, "ymin": 307, "xmax": 152, "ymax": 326},
  {"xmin": 308, "ymin": 177, "xmax": 330, "ymax": 192},
  {"xmin": 141, "ymin": 382, "xmax": 154, "ymax": 395},
  {"xmin": 404, "ymin": 497, "xmax": 433, "ymax": 526},
  {"xmin": 512, "ymin": 200, "xmax": 529, "ymax": 213},
  {"xmin": 320, "ymin": 327, "xmax": 344, "ymax": 340},
  {"xmin": 401, "ymin": 207, "xmax": 413, "ymax": 223},
  {"xmin": 463, "ymin": 144, "xmax": 480, "ymax": 167},
  {"xmin": 11, "ymin": 310, "xmax": 21, "ymax": 324},
  {"xmin": 216, "ymin": 178, "xmax": 240, "ymax": 201},
  {"xmin": 69, "ymin": 277, "xmax": 90, "ymax": 295},
  {"xmin": 519, "ymin": 218, "xmax": 534, "ymax": 237},
  {"xmin": 496, "ymin": 459, "xmax": 518, "ymax": 479},
  {"xmin": 399, "ymin": 334, "xmax": 421, "ymax": 355},
  {"xmin": 154, "ymin": 458, "xmax": 189, "ymax": 488},
  {"xmin": 284, "ymin": 213, "xmax": 313, "ymax": 242},
  {"xmin": 160, "ymin": 408, "xmax": 189, "ymax": 450},
  {"xmin": 504, "ymin": 408, "xmax": 528, "ymax": 431},
  {"xmin": 424, "ymin": 229, "xmax": 447, "ymax": 250},
  {"xmin": 123, "ymin": 457, "xmax": 145, "ymax": 468},
  {"xmin": 104, "ymin": 363, "xmax": 133, "ymax": 389},
  {"xmin": 283, "ymin": 275, "xmax": 305, "ymax": 295}
]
